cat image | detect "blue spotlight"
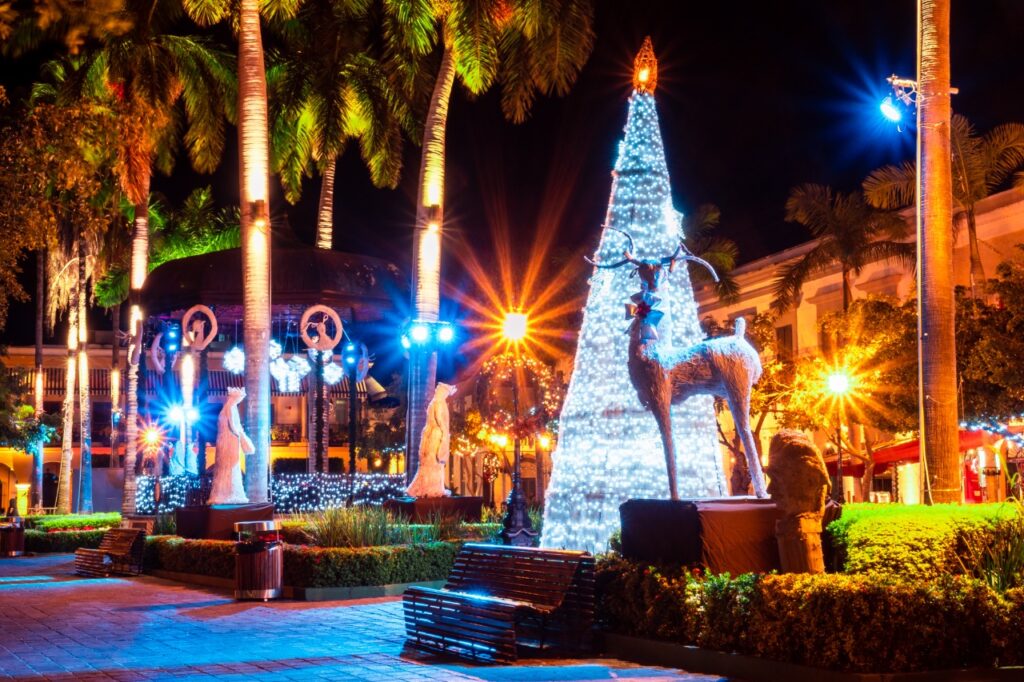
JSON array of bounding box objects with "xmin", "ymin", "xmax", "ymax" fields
[
  {"xmin": 167, "ymin": 405, "xmax": 185, "ymax": 422},
  {"xmin": 437, "ymin": 324, "xmax": 455, "ymax": 344},
  {"xmin": 880, "ymin": 96, "xmax": 902, "ymax": 123}
]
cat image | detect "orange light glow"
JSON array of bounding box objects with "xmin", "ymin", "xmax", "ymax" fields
[
  {"xmin": 633, "ymin": 36, "xmax": 658, "ymax": 94},
  {"xmin": 502, "ymin": 311, "xmax": 529, "ymax": 342}
]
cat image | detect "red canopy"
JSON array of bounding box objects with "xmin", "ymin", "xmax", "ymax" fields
[{"xmin": 823, "ymin": 430, "xmax": 989, "ymax": 478}]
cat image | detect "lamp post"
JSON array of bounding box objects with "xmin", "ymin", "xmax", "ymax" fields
[
  {"xmin": 499, "ymin": 311, "xmax": 538, "ymax": 546},
  {"xmin": 827, "ymin": 371, "xmax": 850, "ymax": 504}
]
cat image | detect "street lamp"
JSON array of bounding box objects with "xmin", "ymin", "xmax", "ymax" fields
[
  {"xmin": 826, "ymin": 370, "xmax": 850, "ymax": 504},
  {"xmin": 499, "ymin": 310, "xmax": 538, "ymax": 546}
]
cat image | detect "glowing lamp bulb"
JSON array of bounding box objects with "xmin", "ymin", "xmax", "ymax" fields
[
  {"xmin": 427, "ymin": 221, "xmax": 439, "ymax": 234},
  {"xmin": 437, "ymin": 325, "xmax": 454, "ymax": 343},
  {"xmin": 638, "ymin": 67, "xmax": 649, "ymax": 83},
  {"xmin": 186, "ymin": 407, "xmax": 200, "ymax": 423},
  {"xmin": 827, "ymin": 372, "xmax": 851, "ymax": 395},
  {"xmin": 880, "ymin": 96, "xmax": 902, "ymax": 122},
  {"xmin": 410, "ymin": 324, "xmax": 429, "ymax": 343},
  {"xmin": 400, "ymin": 336, "xmax": 411, "ymax": 350},
  {"xmin": 538, "ymin": 435, "xmax": 551, "ymax": 449},
  {"xmin": 168, "ymin": 405, "xmax": 185, "ymax": 422},
  {"xmin": 143, "ymin": 428, "xmax": 161, "ymax": 446},
  {"xmin": 502, "ymin": 311, "xmax": 529, "ymax": 342}
]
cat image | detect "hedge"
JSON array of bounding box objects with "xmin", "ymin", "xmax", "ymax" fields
[
  {"xmin": 143, "ymin": 536, "xmax": 460, "ymax": 588},
  {"xmin": 597, "ymin": 556, "xmax": 1022, "ymax": 673},
  {"xmin": 278, "ymin": 520, "xmax": 501, "ymax": 546},
  {"xmin": 827, "ymin": 502, "xmax": 1020, "ymax": 579},
  {"xmin": 24, "ymin": 512, "xmax": 121, "ymax": 532},
  {"xmin": 24, "ymin": 529, "xmax": 106, "ymax": 553}
]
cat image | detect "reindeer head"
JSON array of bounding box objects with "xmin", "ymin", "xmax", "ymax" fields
[{"xmin": 585, "ymin": 227, "xmax": 720, "ymax": 293}]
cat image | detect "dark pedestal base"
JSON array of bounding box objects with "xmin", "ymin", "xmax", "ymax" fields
[
  {"xmin": 620, "ymin": 497, "xmax": 781, "ymax": 574},
  {"xmin": 175, "ymin": 503, "xmax": 275, "ymax": 541},
  {"xmin": 383, "ymin": 496, "xmax": 484, "ymax": 522}
]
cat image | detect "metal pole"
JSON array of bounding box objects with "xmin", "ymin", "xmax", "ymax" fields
[
  {"xmin": 347, "ymin": 360, "xmax": 357, "ymax": 506},
  {"xmin": 315, "ymin": 352, "xmax": 325, "ymax": 473},
  {"xmin": 501, "ymin": 363, "xmax": 536, "ymax": 546},
  {"xmin": 835, "ymin": 419, "xmax": 844, "ymax": 504}
]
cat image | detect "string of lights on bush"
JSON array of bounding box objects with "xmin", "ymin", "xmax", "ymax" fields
[
  {"xmin": 541, "ymin": 58, "xmax": 726, "ymax": 555},
  {"xmin": 270, "ymin": 473, "xmax": 407, "ymax": 513},
  {"xmin": 136, "ymin": 472, "xmax": 408, "ymax": 514},
  {"xmin": 479, "ymin": 352, "xmax": 563, "ymax": 415}
]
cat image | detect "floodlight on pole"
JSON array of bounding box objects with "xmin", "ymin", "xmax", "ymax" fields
[
  {"xmin": 880, "ymin": 96, "xmax": 902, "ymax": 122},
  {"xmin": 827, "ymin": 371, "xmax": 851, "ymax": 396}
]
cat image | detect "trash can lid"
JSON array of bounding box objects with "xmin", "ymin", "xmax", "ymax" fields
[{"xmin": 234, "ymin": 520, "xmax": 281, "ymax": 533}]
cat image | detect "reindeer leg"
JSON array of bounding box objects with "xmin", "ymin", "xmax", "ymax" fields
[
  {"xmin": 651, "ymin": 402, "xmax": 678, "ymax": 501},
  {"xmin": 728, "ymin": 392, "xmax": 768, "ymax": 499}
]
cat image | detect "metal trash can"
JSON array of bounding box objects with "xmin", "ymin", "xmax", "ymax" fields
[
  {"xmin": 0, "ymin": 517, "xmax": 25, "ymax": 557},
  {"xmin": 234, "ymin": 520, "xmax": 283, "ymax": 600}
]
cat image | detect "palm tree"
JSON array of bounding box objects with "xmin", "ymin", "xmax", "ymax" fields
[
  {"xmin": 681, "ymin": 204, "xmax": 740, "ymax": 303},
  {"xmin": 270, "ymin": 0, "xmax": 411, "ymax": 249},
  {"xmin": 382, "ymin": 0, "xmax": 595, "ymax": 475},
  {"xmin": 916, "ymin": 0, "xmax": 959, "ymax": 504},
  {"xmin": 771, "ymin": 184, "xmax": 915, "ymax": 313},
  {"xmin": 864, "ymin": 115, "xmax": 1024, "ymax": 299},
  {"xmin": 183, "ymin": 0, "xmax": 300, "ymax": 502}
]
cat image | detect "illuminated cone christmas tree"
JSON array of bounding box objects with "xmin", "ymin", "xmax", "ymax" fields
[{"xmin": 542, "ymin": 39, "xmax": 726, "ymax": 553}]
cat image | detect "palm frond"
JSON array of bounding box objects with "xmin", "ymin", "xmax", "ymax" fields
[
  {"xmin": 182, "ymin": 0, "xmax": 231, "ymax": 26},
  {"xmin": 863, "ymin": 160, "xmax": 916, "ymax": 209},
  {"xmin": 449, "ymin": 0, "xmax": 500, "ymax": 94},
  {"xmin": 770, "ymin": 243, "xmax": 837, "ymax": 313}
]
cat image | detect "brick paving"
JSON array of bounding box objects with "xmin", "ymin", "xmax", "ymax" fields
[{"xmin": 0, "ymin": 555, "xmax": 725, "ymax": 682}]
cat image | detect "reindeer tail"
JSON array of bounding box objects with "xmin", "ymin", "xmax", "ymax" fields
[{"xmin": 733, "ymin": 316, "xmax": 747, "ymax": 337}]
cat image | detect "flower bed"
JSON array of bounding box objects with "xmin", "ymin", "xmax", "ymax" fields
[
  {"xmin": 23, "ymin": 512, "xmax": 121, "ymax": 532},
  {"xmin": 827, "ymin": 502, "xmax": 1020, "ymax": 579},
  {"xmin": 143, "ymin": 536, "xmax": 459, "ymax": 588},
  {"xmin": 24, "ymin": 529, "xmax": 106, "ymax": 553},
  {"xmin": 597, "ymin": 556, "xmax": 1024, "ymax": 673}
]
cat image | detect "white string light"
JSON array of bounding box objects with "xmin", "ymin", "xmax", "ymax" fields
[{"xmin": 541, "ymin": 89, "xmax": 726, "ymax": 555}]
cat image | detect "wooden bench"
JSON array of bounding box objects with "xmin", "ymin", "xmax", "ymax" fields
[
  {"xmin": 403, "ymin": 543, "xmax": 594, "ymax": 662},
  {"xmin": 74, "ymin": 528, "xmax": 145, "ymax": 578}
]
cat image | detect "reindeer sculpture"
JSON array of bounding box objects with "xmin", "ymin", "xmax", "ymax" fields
[{"xmin": 587, "ymin": 229, "xmax": 768, "ymax": 500}]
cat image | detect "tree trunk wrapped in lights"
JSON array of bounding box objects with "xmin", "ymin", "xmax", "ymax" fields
[
  {"xmin": 77, "ymin": 236, "xmax": 92, "ymax": 513},
  {"xmin": 541, "ymin": 40, "xmax": 725, "ymax": 554},
  {"xmin": 917, "ymin": 0, "xmax": 961, "ymax": 503},
  {"xmin": 239, "ymin": 0, "xmax": 272, "ymax": 503},
  {"xmin": 56, "ymin": 243, "xmax": 78, "ymax": 515},
  {"xmin": 33, "ymin": 249, "xmax": 44, "ymax": 510},
  {"xmin": 316, "ymin": 156, "xmax": 336, "ymax": 250},
  {"xmin": 407, "ymin": 45, "xmax": 457, "ymax": 484},
  {"xmin": 121, "ymin": 181, "xmax": 149, "ymax": 514}
]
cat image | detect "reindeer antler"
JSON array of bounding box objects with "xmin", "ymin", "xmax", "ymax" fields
[
  {"xmin": 661, "ymin": 240, "xmax": 721, "ymax": 282},
  {"xmin": 585, "ymin": 227, "xmax": 641, "ymax": 269}
]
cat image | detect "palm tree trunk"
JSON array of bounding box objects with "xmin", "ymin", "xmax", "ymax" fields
[
  {"xmin": 110, "ymin": 303, "xmax": 120, "ymax": 464},
  {"xmin": 77, "ymin": 236, "xmax": 92, "ymax": 513},
  {"xmin": 917, "ymin": 0, "xmax": 961, "ymax": 504},
  {"xmin": 407, "ymin": 44, "xmax": 456, "ymax": 484},
  {"xmin": 316, "ymin": 156, "xmax": 336, "ymax": 250},
  {"xmin": 32, "ymin": 249, "xmax": 44, "ymax": 510},
  {"xmin": 239, "ymin": 0, "xmax": 272, "ymax": 503},
  {"xmin": 965, "ymin": 206, "xmax": 985, "ymax": 299},
  {"xmin": 56, "ymin": 248, "xmax": 78, "ymax": 515},
  {"xmin": 121, "ymin": 185, "xmax": 150, "ymax": 514}
]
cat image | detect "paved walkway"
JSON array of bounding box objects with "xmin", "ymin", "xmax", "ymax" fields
[{"xmin": 0, "ymin": 555, "xmax": 726, "ymax": 682}]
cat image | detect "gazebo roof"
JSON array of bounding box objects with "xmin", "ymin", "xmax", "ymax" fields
[{"xmin": 141, "ymin": 247, "xmax": 406, "ymax": 322}]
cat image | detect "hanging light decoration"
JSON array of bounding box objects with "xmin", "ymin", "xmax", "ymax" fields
[{"xmin": 224, "ymin": 346, "xmax": 245, "ymax": 374}]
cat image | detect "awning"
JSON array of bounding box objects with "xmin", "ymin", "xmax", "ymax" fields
[{"xmin": 870, "ymin": 429, "xmax": 989, "ymax": 467}]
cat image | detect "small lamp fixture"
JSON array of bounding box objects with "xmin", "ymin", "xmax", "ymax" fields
[{"xmin": 633, "ymin": 36, "xmax": 658, "ymax": 94}]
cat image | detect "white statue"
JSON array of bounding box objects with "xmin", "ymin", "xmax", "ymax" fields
[
  {"xmin": 406, "ymin": 382, "xmax": 457, "ymax": 498},
  {"xmin": 208, "ymin": 387, "xmax": 254, "ymax": 505},
  {"xmin": 168, "ymin": 438, "xmax": 186, "ymax": 476}
]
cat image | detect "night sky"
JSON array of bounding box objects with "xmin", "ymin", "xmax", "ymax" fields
[{"xmin": 3, "ymin": 0, "xmax": 1024, "ymax": 348}]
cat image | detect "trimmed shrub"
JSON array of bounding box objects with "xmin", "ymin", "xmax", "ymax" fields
[
  {"xmin": 25, "ymin": 529, "xmax": 106, "ymax": 553},
  {"xmin": 597, "ymin": 557, "xmax": 1016, "ymax": 674},
  {"xmin": 144, "ymin": 536, "xmax": 459, "ymax": 588},
  {"xmin": 144, "ymin": 536, "xmax": 235, "ymax": 579},
  {"xmin": 278, "ymin": 518, "xmax": 501, "ymax": 546},
  {"xmin": 827, "ymin": 502, "xmax": 1019, "ymax": 579},
  {"xmin": 24, "ymin": 512, "xmax": 121, "ymax": 532}
]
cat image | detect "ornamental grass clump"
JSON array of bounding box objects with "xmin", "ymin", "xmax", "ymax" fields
[
  {"xmin": 956, "ymin": 499, "xmax": 1024, "ymax": 592},
  {"xmin": 299, "ymin": 506, "xmax": 411, "ymax": 548}
]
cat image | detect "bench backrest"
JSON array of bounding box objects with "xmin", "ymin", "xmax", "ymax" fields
[
  {"xmin": 99, "ymin": 528, "xmax": 144, "ymax": 555},
  {"xmin": 444, "ymin": 543, "xmax": 588, "ymax": 611}
]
